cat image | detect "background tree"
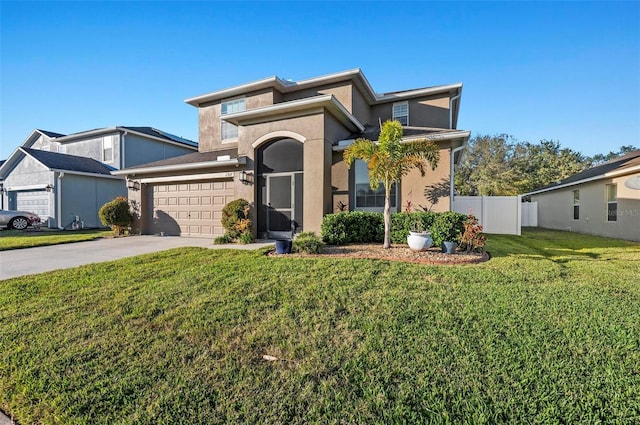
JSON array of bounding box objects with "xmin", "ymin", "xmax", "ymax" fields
[
  {"xmin": 589, "ymin": 145, "xmax": 638, "ymax": 165},
  {"xmin": 344, "ymin": 120, "xmax": 440, "ymax": 249}
]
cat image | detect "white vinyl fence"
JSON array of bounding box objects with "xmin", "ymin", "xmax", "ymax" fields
[
  {"xmin": 521, "ymin": 202, "xmax": 538, "ymax": 227},
  {"xmin": 452, "ymin": 196, "xmax": 525, "ymax": 235}
]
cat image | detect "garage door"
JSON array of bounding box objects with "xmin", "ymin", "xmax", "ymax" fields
[
  {"xmin": 16, "ymin": 190, "xmax": 50, "ymax": 220},
  {"xmin": 151, "ymin": 179, "xmax": 235, "ymax": 237}
]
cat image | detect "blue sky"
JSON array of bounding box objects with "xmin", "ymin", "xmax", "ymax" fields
[{"xmin": 1, "ymin": 1, "xmax": 638, "ymax": 159}]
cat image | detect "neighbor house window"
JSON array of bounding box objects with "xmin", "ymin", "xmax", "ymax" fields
[
  {"xmin": 221, "ymin": 97, "xmax": 246, "ymax": 142},
  {"xmin": 572, "ymin": 190, "xmax": 580, "ymax": 220},
  {"xmin": 354, "ymin": 160, "xmax": 397, "ymax": 211},
  {"xmin": 103, "ymin": 136, "xmax": 114, "ymax": 163},
  {"xmin": 392, "ymin": 101, "xmax": 409, "ymax": 125},
  {"xmin": 606, "ymin": 184, "xmax": 617, "ymax": 222}
]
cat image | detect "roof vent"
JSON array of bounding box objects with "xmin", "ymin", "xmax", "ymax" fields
[{"xmin": 217, "ymin": 155, "xmax": 231, "ymax": 161}]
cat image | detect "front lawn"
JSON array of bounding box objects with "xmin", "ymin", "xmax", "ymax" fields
[
  {"xmin": 1, "ymin": 229, "xmax": 639, "ymax": 423},
  {"xmin": 0, "ymin": 229, "xmax": 112, "ymax": 251}
]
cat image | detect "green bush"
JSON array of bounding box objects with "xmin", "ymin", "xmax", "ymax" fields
[
  {"xmin": 293, "ymin": 232, "xmax": 323, "ymax": 254},
  {"xmin": 430, "ymin": 211, "xmax": 467, "ymax": 246},
  {"xmin": 238, "ymin": 231, "xmax": 254, "ymax": 244},
  {"xmin": 98, "ymin": 196, "xmax": 133, "ymax": 235},
  {"xmin": 389, "ymin": 211, "xmax": 437, "ymax": 244},
  {"xmin": 321, "ymin": 212, "xmax": 384, "ymax": 245},
  {"xmin": 213, "ymin": 234, "xmax": 233, "ymax": 245},
  {"xmin": 221, "ymin": 199, "xmax": 252, "ymax": 240}
]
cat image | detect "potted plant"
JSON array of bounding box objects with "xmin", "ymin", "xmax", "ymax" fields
[
  {"xmin": 431, "ymin": 212, "xmax": 465, "ymax": 254},
  {"xmin": 407, "ymin": 220, "xmax": 432, "ymax": 252}
]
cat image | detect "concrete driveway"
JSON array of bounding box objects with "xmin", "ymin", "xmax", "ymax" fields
[{"xmin": 0, "ymin": 235, "xmax": 274, "ymax": 280}]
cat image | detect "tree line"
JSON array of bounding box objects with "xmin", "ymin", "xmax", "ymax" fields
[{"xmin": 453, "ymin": 134, "xmax": 637, "ymax": 196}]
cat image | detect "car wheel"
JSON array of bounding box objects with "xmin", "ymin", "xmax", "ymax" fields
[{"xmin": 9, "ymin": 217, "xmax": 29, "ymax": 230}]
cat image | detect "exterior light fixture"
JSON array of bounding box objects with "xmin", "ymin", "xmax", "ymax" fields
[
  {"xmin": 239, "ymin": 170, "xmax": 252, "ymax": 185},
  {"xmin": 127, "ymin": 179, "xmax": 140, "ymax": 191},
  {"xmin": 45, "ymin": 184, "xmax": 54, "ymax": 192}
]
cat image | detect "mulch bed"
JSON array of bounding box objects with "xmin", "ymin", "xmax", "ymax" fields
[{"xmin": 269, "ymin": 244, "xmax": 489, "ymax": 265}]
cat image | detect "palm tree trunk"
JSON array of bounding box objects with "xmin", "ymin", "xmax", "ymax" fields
[{"xmin": 383, "ymin": 184, "xmax": 391, "ymax": 249}]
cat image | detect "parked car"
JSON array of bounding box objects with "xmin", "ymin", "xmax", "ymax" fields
[{"xmin": 0, "ymin": 210, "xmax": 41, "ymax": 230}]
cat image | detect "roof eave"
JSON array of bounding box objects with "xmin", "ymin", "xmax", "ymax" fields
[
  {"xmin": 221, "ymin": 94, "xmax": 365, "ymax": 132},
  {"xmin": 332, "ymin": 130, "xmax": 471, "ymax": 152},
  {"xmin": 112, "ymin": 157, "xmax": 247, "ymax": 176}
]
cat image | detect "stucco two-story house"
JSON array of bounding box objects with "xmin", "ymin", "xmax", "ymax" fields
[
  {"xmin": 0, "ymin": 127, "xmax": 197, "ymax": 228},
  {"xmin": 525, "ymin": 150, "xmax": 640, "ymax": 242},
  {"xmin": 115, "ymin": 69, "xmax": 470, "ymax": 238}
]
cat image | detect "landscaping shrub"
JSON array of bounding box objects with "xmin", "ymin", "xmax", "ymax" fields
[
  {"xmin": 389, "ymin": 211, "xmax": 437, "ymax": 244},
  {"xmin": 98, "ymin": 196, "xmax": 133, "ymax": 235},
  {"xmin": 292, "ymin": 232, "xmax": 322, "ymax": 254},
  {"xmin": 460, "ymin": 213, "xmax": 487, "ymax": 253},
  {"xmin": 213, "ymin": 234, "xmax": 233, "ymax": 245},
  {"xmin": 321, "ymin": 212, "xmax": 384, "ymax": 245},
  {"xmin": 430, "ymin": 211, "xmax": 467, "ymax": 246},
  {"xmin": 220, "ymin": 198, "xmax": 253, "ymax": 243}
]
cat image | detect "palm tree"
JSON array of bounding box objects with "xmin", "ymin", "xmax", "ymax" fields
[{"xmin": 344, "ymin": 120, "xmax": 440, "ymax": 248}]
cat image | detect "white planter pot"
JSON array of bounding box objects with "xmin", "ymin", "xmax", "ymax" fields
[{"xmin": 407, "ymin": 231, "xmax": 433, "ymax": 252}]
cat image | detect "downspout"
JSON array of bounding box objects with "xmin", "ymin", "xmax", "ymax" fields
[
  {"xmin": 57, "ymin": 172, "xmax": 65, "ymax": 229},
  {"xmin": 449, "ymin": 144, "xmax": 467, "ymax": 211},
  {"xmin": 449, "ymin": 92, "xmax": 461, "ymax": 130},
  {"xmin": 121, "ymin": 131, "xmax": 127, "ymax": 169}
]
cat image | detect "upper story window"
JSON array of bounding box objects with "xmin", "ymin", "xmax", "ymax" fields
[
  {"xmin": 392, "ymin": 101, "xmax": 409, "ymax": 126},
  {"xmin": 221, "ymin": 98, "xmax": 246, "ymax": 142},
  {"xmin": 103, "ymin": 135, "xmax": 114, "ymax": 163},
  {"xmin": 354, "ymin": 160, "xmax": 397, "ymax": 212},
  {"xmin": 572, "ymin": 190, "xmax": 580, "ymax": 220},
  {"xmin": 606, "ymin": 184, "xmax": 617, "ymax": 222}
]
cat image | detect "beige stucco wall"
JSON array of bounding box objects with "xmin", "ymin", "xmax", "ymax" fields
[
  {"xmin": 198, "ymin": 88, "xmax": 281, "ymax": 152},
  {"xmin": 400, "ymin": 146, "xmax": 452, "ymax": 212},
  {"xmin": 370, "ymin": 94, "xmax": 451, "ymax": 129},
  {"xmin": 282, "ymin": 81, "xmax": 354, "ymax": 113},
  {"xmin": 531, "ymin": 172, "xmax": 640, "ymax": 242}
]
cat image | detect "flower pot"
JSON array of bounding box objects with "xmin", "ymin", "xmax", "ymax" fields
[
  {"xmin": 407, "ymin": 231, "xmax": 433, "ymax": 252},
  {"xmin": 275, "ymin": 239, "xmax": 292, "ymax": 254},
  {"xmin": 441, "ymin": 241, "xmax": 457, "ymax": 254}
]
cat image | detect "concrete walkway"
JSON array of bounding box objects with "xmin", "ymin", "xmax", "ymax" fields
[{"xmin": 0, "ymin": 235, "xmax": 274, "ymax": 280}]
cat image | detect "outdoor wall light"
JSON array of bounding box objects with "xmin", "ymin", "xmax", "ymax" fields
[
  {"xmin": 239, "ymin": 170, "xmax": 253, "ymax": 185},
  {"xmin": 127, "ymin": 179, "xmax": 141, "ymax": 191},
  {"xmin": 45, "ymin": 184, "xmax": 54, "ymax": 192}
]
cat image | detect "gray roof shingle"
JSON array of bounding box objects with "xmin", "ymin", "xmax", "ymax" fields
[
  {"xmin": 23, "ymin": 148, "xmax": 115, "ymax": 175},
  {"xmin": 125, "ymin": 149, "xmax": 239, "ymax": 170},
  {"xmin": 37, "ymin": 129, "xmax": 66, "ymax": 138}
]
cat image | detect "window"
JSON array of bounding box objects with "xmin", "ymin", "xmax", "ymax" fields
[
  {"xmin": 221, "ymin": 97, "xmax": 246, "ymax": 142},
  {"xmin": 354, "ymin": 160, "xmax": 397, "ymax": 211},
  {"xmin": 572, "ymin": 190, "xmax": 580, "ymax": 220},
  {"xmin": 606, "ymin": 184, "xmax": 617, "ymax": 222},
  {"xmin": 103, "ymin": 135, "xmax": 114, "ymax": 163},
  {"xmin": 392, "ymin": 101, "xmax": 409, "ymax": 125}
]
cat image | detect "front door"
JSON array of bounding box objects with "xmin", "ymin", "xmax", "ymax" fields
[{"xmin": 266, "ymin": 173, "xmax": 295, "ymax": 239}]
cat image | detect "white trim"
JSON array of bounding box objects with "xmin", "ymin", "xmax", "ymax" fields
[
  {"xmin": 184, "ymin": 68, "xmax": 462, "ymax": 107},
  {"xmin": 4, "ymin": 184, "xmax": 50, "ymax": 191},
  {"xmin": 605, "ymin": 164, "xmax": 640, "ymax": 178},
  {"xmin": 50, "ymin": 169, "xmax": 123, "ymax": 180},
  {"xmin": 138, "ymin": 172, "xmax": 234, "ymax": 184},
  {"xmin": 252, "ymin": 131, "xmax": 307, "ymax": 149},
  {"xmin": 332, "ymin": 130, "xmax": 471, "ymax": 152},
  {"xmin": 112, "ymin": 157, "xmax": 246, "ymax": 176}
]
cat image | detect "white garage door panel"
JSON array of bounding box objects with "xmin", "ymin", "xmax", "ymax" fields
[
  {"xmin": 151, "ymin": 179, "xmax": 234, "ymax": 237},
  {"xmin": 16, "ymin": 190, "xmax": 50, "ymax": 220}
]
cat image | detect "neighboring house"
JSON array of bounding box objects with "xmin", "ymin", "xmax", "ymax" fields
[
  {"xmin": 115, "ymin": 69, "xmax": 470, "ymax": 238},
  {"xmin": 525, "ymin": 150, "xmax": 640, "ymax": 242},
  {"xmin": 0, "ymin": 127, "xmax": 197, "ymax": 228}
]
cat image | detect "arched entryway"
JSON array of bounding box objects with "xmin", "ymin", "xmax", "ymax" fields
[{"xmin": 256, "ymin": 138, "xmax": 303, "ymax": 239}]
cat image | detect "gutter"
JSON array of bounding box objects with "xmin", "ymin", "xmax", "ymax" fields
[
  {"xmin": 449, "ymin": 91, "xmax": 461, "ymax": 129},
  {"xmin": 332, "ymin": 130, "xmax": 471, "ymax": 152},
  {"xmin": 112, "ymin": 157, "xmax": 247, "ymax": 176}
]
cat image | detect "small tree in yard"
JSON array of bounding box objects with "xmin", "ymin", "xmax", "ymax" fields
[
  {"xmin": 99, "ymin": 196, "xmax": 133, "ymax": 235},
  {"xmin": 220, "ymin": 198, "xmax": 254, "ymax": 243},
  {"xmin": 344, "ymin": 120, "xmax": 440, "ymax": 249}
]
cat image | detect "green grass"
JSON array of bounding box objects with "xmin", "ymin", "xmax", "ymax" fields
[
  {"xmin": 0, "ymin": 229, "xmax": 112, "ymax": 251},
  {"xmin": 1, "ymin": 228, "xmax": 639, "ymax": 424}
]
